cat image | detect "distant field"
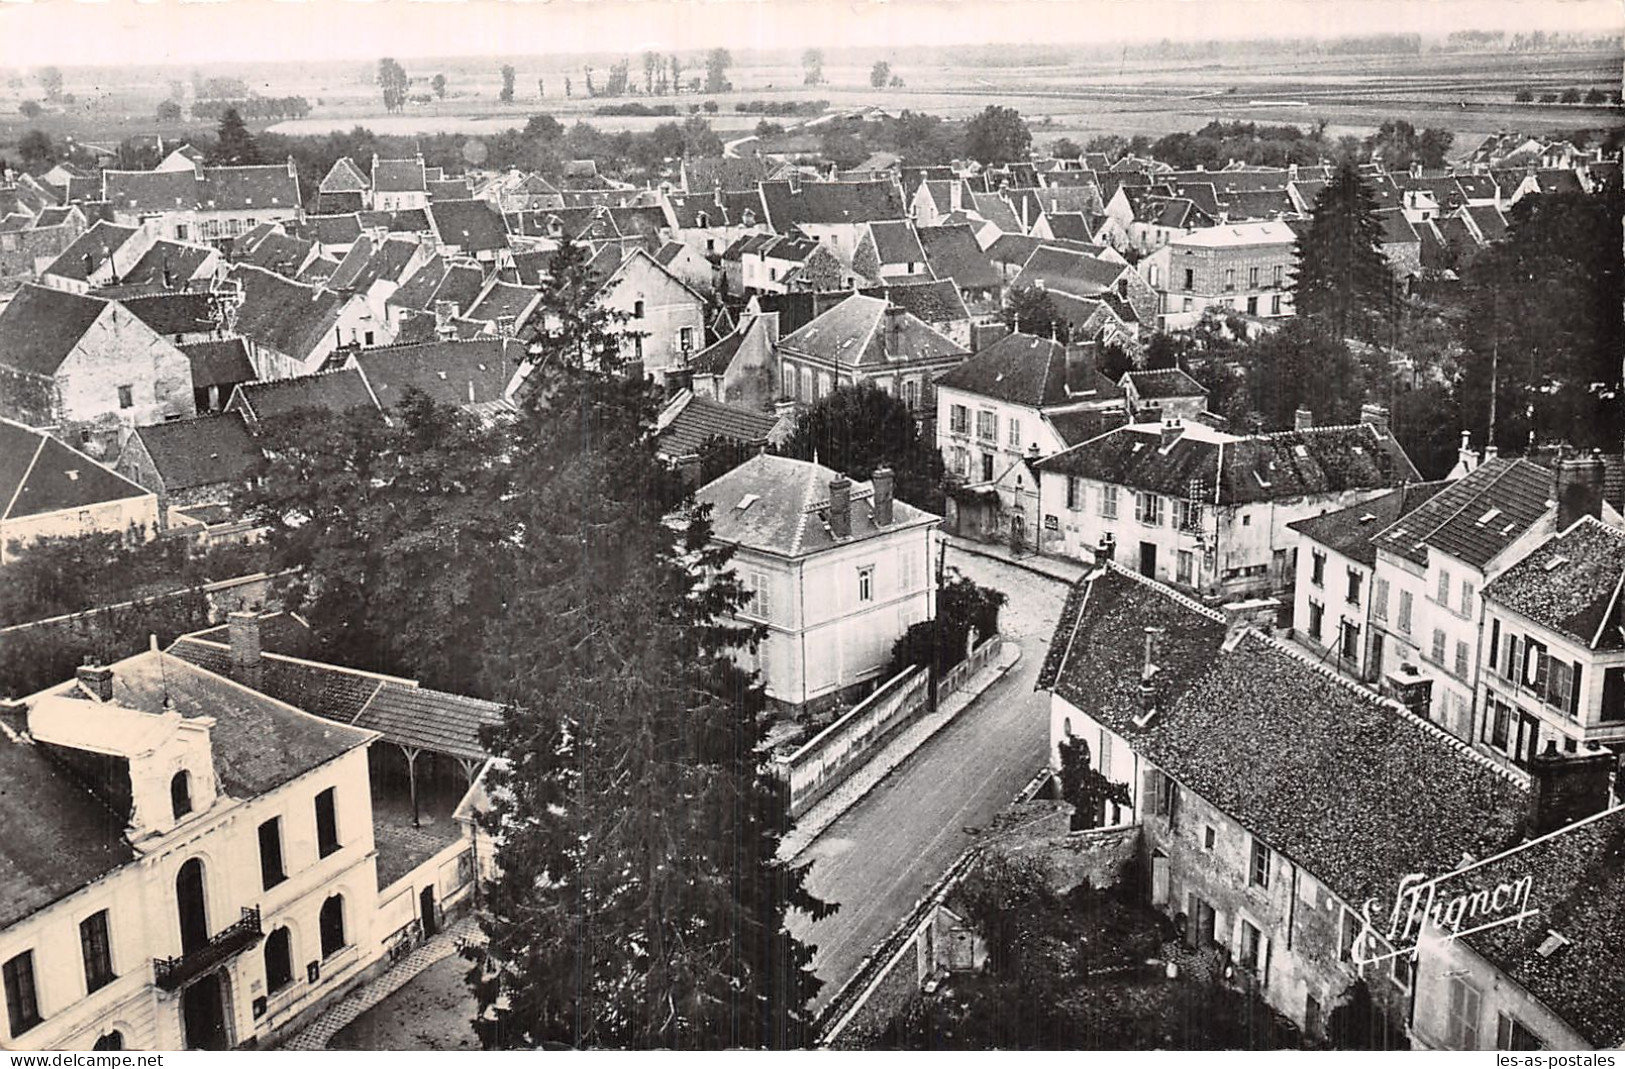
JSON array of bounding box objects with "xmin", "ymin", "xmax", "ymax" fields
[{"xmin": 1, "ymin": 47, "xmax": 1619, "ymax": 160}]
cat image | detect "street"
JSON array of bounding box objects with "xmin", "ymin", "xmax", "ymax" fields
[{"xmin": 788, "ymin": 545, "xmax": 1069, "ymax": 1011}]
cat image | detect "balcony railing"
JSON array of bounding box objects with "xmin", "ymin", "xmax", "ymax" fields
[{"xmin": 154, "ymin": 908, "xmax": 263, "ymax": 991}]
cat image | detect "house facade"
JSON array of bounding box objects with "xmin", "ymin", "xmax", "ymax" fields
[
  {"xmin": 595, "ymin": 249, "xmax": 707, "ymax": 383},
  {"xmin": 1145, "ymin": 221, "xmax": 1297, "ymax": 330},
  {"xmin": 0, "ymin": 422, "xmax": 161, "ymax": 563}
]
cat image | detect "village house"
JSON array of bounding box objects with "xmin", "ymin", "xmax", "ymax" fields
[
  {"xmin": 731, "ymin": 234, "xmax": 847, "ymax": 295},
  {"xmin": 102, "ymin": 161, "xmax": 303, "ymax": 248},
  {"xmin": 687, "ymin": 308, "xmax": 782, "ymax": 412},
  {"xmin": 1118, "ymin": 367, "xmax": 1210, "ymax": 422},
  {"xmin": 224, "ymin": 265, "xmax": 377, "ymax": 379},
  {"xmin": 0, "ymin": 204, "xmax": 86, "ymax": 292},
  {"xmin": 588, "ymin": 248, "xmax": 707, "ymax": 384},
  {"xmin": 915, "ymin": 224, "xmax": 1004, "ymax": 324},
  {"xmin": 344, "ymin": 337, "xmax": 523, "ymax": 418},
  {"xmin": 853, "ymin": 220, "xmax": 931, "ymax": 283},
  {"xmin": 1143, "ymin": 221, "xmax": 1297, "ymax": 330},
  {"xmin": 694, "ymin": 455, "xmax": 939, "ymax": 714},
  {"xmin": 0, "ymin": 421, "xmax": 161, "ymax": 563},
  {"xmin": 1011, "ymin": 245, "xmax": 1160, "ymax": 329},
  {"xmin": 0, "ymin": 285, "xmax": 196, "ymax": 434},
  {"xmin": 653, "ymin": 390, "xmax": 790, "ymax": 478},
  {"xmin": 1032, "ymin": 411, "xmax": 1420, "ymax": 600},
  {"xmin": 758, "ymin": 179, "xmax": 909, "ymax": 268},
  {"xmin": 113, "ymin": 412, "xmax": 262, "ymax": 534},
  {"xmin": 426, "ymin": 200, "xmax": 512, "ymax": 270},
  {"xmin": 40, "ymin": 222, "xmax": 156, "ymax": 296},
  {"xmin": 652, "ymin": 241, "xmax": 713, "ymax": 296},
  {"xmin": 370, "ymin": 157, "xmax": 429, "ymax": 214},
  {"xmin": 860, "ymin": 280, "xmax": 972, "ymax": 351},
  {"xmin": 315, "ymin": 157, "xmax": 370, "ymax": 215}
]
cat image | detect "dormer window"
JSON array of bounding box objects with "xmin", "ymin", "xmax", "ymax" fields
[{"xmin": 170, "ymin": 770, "xmax": 193, "ymax": 820}]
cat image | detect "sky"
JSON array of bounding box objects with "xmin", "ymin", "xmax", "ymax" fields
[{"xmin": 0, "ymin": 0, "xmax": 1618, "ymax": 68}]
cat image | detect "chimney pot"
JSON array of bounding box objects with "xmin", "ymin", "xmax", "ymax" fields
[
  {"xmin": 228, "ymin": 611, "xmax": 263, "ymax": 688},
  {"xmin": 1160, "ymin": 418, "xmax": 1184, "ymax": 451},
  {"xmin": 871, "ymin": 467, "xmax": 895, "ymax": 527},
  {"xmin": 76, "ymin": 663, "xmax": 114, "ymax": 703},
  {"xmin": 828, "ymin": 477, "xmax": 852, "ymax": 538},
  {"xmin": 1359, "ymin": 403, "xmax": 1390, "ymax": 436},
  {"xmin": 1293, "ymin": 407, "xmax": 1314, "ymax": 432},
  {"xmin": 1556, "ymin": 453, "xmax": 1606, "ymax": 530}
]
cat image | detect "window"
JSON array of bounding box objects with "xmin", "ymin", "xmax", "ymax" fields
[
  {"xmin": 1135, "ymin": 492, "xmax": 1163, "ymax": 526},
  {"xmin": 1183, "ymin": 268, "xmax": 1193, "ymax": 291},
  {"xmin": 1248, "ymin": 266, "xmax": 1259, "ymax": 289},
  {"xmin": 980, "ymin": 452, "xmax": 995, "ymax": 483},
  {"xmin": 117, "ymin": 385, "xmax": 134, "ymax": 410},
  {"xmin": 1431, "ymin": 629, "xmax": 1447, "ymax": 665},
  {"xmin": 1546, "ymin": 658, "xmax": 1578, "ymax": 717},
  {"xmin": 265, "ymin": 927, "xmax": 294, "ymax": 993},
  {"xmin": 364, "ymin": 331, "xmax": 374, "ymax": 346},
  {"xmin": 1270, "ymin": 294, "xmax": 1282, "ymax": 315},
  {"xmin": 1398, "ymin": 590, "xmax": 1414, "ymax": 634},
  {"xmin": 1460, "ymin": 580, "xmax": 1475, "ymax": 616},
  {"xmin": 80, "ymin": 910, "xmax": 114, "ymax": 993},
  {"xmin": 1203, "ymin": 825, "xmax": 1216, "ymax": 851},
  {"xmin": 744, "ymin": 572, "xmax": 772, "ymax": 622},
  {"xmin": 3, "ymin": 952, "xmax": 40, "ymax": 1037},
  {"xmin": 1437, "ymin": 569, "xmax": 1451, "ymax": 604},
  {"xmin": 1238, "ymin": 918, "xmax": 1262, "ymax": 969},
  {"xmin": 976, "ymin": 410, "xmax": 997, "ymax": 442},
  {"xmin": 259, "ymin": 818, "xmax": 286, "ymax": 890},
  {"xmin": 799, "ymin": 367, "xmax": 811, "ymax": 401},
  {"xmin": 1373, "ymin": 578, "xmax": 1390, "ymax": 621},
  {"xmin": 1174, "ymin": 500, "xmax": 1200, "ymax": 531},
  {"xmin": 93, "ymin": 1032, "xmax": 123, "ymax": 1051},
  {"xmin": 1008, "ymin": 417, "xmax": 1022, "ymax": 449},
  {"xmin": 679, "ymin": 326, "xmax": 695, "ymax": 352},
  {"xmin": 1486, "ymin": 691, "xmax": 1512, "ymax": 749},
  {"xmin": 1307, "ymin": 600, "xmax": 1324, "ymax": 642},
  {"xmin": 1454, "ymin": 640, "xmax": 1470, "ymax": 679},
  {"xmin": 1249, "ymin": 839, "xmax": 1272, "ymax": 889},
  {"xmin": 782, "ymin": 364, "xmax": 796, "ymax": 398},
  {"xmin": 170, "ymin": 770, "xmax": 192, "ymax": 820},
  {"xmin": 1066, "ymin": 476, "xmax": 1082, "ymax": 511},
  {"xmin": 319, "ymin": 895, "xmax": 346, "ymax": 958},
  {"xmin": 633, "ymin": 299, "xmax": 645, "ymax": 318},
  {"xmin": 902, "ymin": 379, "xmax": 920, "ymax": 413},
  {"xmin": 1497, "ymin": 1013, "xmax": 1543, "ymax": 1051},
  {"xmin": 1181, "ymin": 297, "xmax": 1192, "ymax": 313},
  {"xmin": 1341, "ymin": 619, "xmax": 1360, "ymax": 661},
  {"xmin": 857, "ymin": 565, "xmax": 874, "ymax": 603},
  {"xmin": 1447, "ymin": 976, "xmax": 1482, "ymax": 1049},
  {"xmin": 1339, "ymin": 908, "xmax": 1361, "ymax": 962},
  {"xmin": 1223, "ymin": 268, "xmax": 1235, "ymax": 292},
  {"xmin": 1177, "ymin": 549, "xmax": 1194, "ymax": 585},
  {"xmin": 1099, "ymin": 486, "xmax": 1119, "ymax": 520},
  {"xmin": 1346, "ymin": 568, "xmax": 1363, "ymax": 606},
  {"xmin": 315, "ymin": 787, "xmax": 340, "ymax": 858},
  {"xmin": 1605, "ymin": 667, "xmax": 1625, "ymax": 722},
  {"xmin": 1246, "ymin": 295, "xmax": 1258, "ymax": 315},
  {"xmin": 1311, "ymin": 551, "xmax": 1326, "ymax": 587},
  {"xmin": 1148, "ymin": 770, "xmax": 1179, "ymax": 823},
  {"xmin": 950, "ymin": 404, "xmax": 969, "ymax": 434},
  {"xmin": 1272, "ymin": 264, "xmax": 1284, "ymax": 288}
]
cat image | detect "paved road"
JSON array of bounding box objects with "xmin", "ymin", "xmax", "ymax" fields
[{"xmin": 789, "ymin": 547, "xmax": 1069, "ymax": 1010}]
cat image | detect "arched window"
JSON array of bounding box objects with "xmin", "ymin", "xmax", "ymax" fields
[
  {"xmin": 264, "ymin": 928, "xmax": 293, "ymax": 993},
  {"xmin": 170, "ymin": 771, "xmax": 192, "ymax": 820},
  {"xmin": 633, "ymin": 300, "xmax": 645, "ymax": 319},
  {"xmin": 1063, "ymin": 717, "xmax": 1074, "ymax": 737},
  {"xmin": 176, "ymin": 858, "xmax": 208, "ymax": 954},
  {"xmin": 93, "ymin": 1032, "xmax": 124, "ymax": 1051},
  {"xmin": 695, "ymin": 211, "xmax": 709, "ymax": 228},
  {"xmin": 319, "ymin": 896, "xmax": 346, "ymax": 959}
]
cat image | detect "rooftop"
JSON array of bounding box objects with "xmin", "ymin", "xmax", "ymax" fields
[
  {"xmin": 1485, "ymin": 516, "xmax": 1625, "ymax": 651},
  {"xmin": 0, "ymin": 420, "xmax": 151, "ymax": 521},
  {"xmin": 655, "ymin": 393, "xmax": 782, "ymax": 460},
  {"xmin": 1374, "ymin": 457, "xmax": 1554, "ymax": 569},
  {"xmin": 777, "ymin": 293, "xmax": 964, "ymax": 369},
  {"xmin": 1286, "ymin": 481, "xmax": 1450, "ymax": 568},
  {"xmin": 0, "ymin": 285, "xmax": 108, "ymax": 376},
  {"xmin": 936, "ymin": 332, "xmax": 1121, "ymax": 409},
  {"xmin": 127, "ymin": 411, "xmax": 261, "ymax": 493}
]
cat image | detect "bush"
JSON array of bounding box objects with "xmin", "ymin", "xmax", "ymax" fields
[
  {"xmin": 1514, "ymin": 88, "xmax": 1533, "ymax": 102},
  {"xmin": 884, "ymin": 567, "xmax": 1005, "ymax": 680},
  {"xmin": 593, "ymin": 102, "xmax": 678, "ymax": 117},
  {"xmin": 1584, "ymin": 88, "xmax": 1607, "ymax": 104},
  {"xmin": 1560, "ymin": 87, "xmax": 1582, "ymax": 104}
]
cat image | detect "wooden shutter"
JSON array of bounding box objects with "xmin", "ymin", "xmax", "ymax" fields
[
  {"xmin": 1570, "ymin": 663, "xmax": 1584, "ymax": 718},
  {"xmin": 1143, "ymin": 768, "xmax": 1164, "ymax": 816}
]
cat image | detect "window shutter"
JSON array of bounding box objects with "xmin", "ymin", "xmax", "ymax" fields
[
  {"xmin": 1570, "ymin": 663, "xmax": 1583, "ymax": 718},
  {"xmin": 1488, "ymin": 618, "xmax": 1499, "ymax": 672},
  {"xmin": 759, "ymin": 575, "xmax": 773, "ymax": 622},
  {"xmin": 1533, "ymin": 646, "xmax": 1550, "ymax": 693},
  {"xmin": 1143, "ymin": 769, "xmax": 1163, "ymax": 815}
]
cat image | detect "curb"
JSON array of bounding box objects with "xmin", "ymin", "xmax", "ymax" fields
[{"xmin": 943, "ymin": 538, "xmax": 1084, "ymax": 587}]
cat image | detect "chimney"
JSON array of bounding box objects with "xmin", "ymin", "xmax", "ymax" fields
[
  {"xmin": 1063, "ymin": 341, "xmax": 1096, "ymax": 394},
  {"xmin": 884, "ymin": 305, "xmax": 904, "ymax": 357},
  {"xmin": 1159, "ymin": 417, "xmax": 1184, "ymax": 452},
  {"xmin": 1288, "ymin": 162, "xmax": 1299, "ymax": 182},
  {"xmin": 1293, "ymin": 407, "xmax": 1314, "ymax": 432},
  {"xmin": 434, "ymin": 299, "xmax": 457, "ymax": 327},
  {"xmin": 76, "ymin": 663, "xmax": 114, "ymax": 703},
  {"xmin": 1359, "ymin": 403, "xmax": 1390, "ymax": 437},
  {"xmin": 775, "ymin": 397, "xmax": 797, "ymax": 421},
  {"xmin": 1139, "ymin": 627, "xmax": 1164, "ymax": 711},
  {"xmin": 1556, "ymin": 453, "xmax": 1606, "ymax": 530},
  {"xmin": 1380, "ymin": 661, "xmax": 1434, "ymax": 720},
  {"xmin": 872, "ymin": 467, "xmax": 895, "ymax": 526},
  {"xmin": 1483, "ymin": 443, "xmax": 1499, "ymax": 461},
  {"xmin": 828, "ymin": 477, "xmax": 851, "ymax": 538},
  {"xmin": 287, "ymin": 154, "xmax": 297, "ymax": 179},
  {"xmin": 1527, "ymin": 741, "xmax": 1615, "ymax": 837},
  {"xmin": 228, "ymin": 611, "xmax": 263, "ymax": 688},
  {"xmin": 1096, "ymin": 531, "xmax": 1116, "ymax": 562}
]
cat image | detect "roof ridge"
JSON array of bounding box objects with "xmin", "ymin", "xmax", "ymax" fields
[
  {"xmin": 1, "ymin": 435, "xmax": 46, "ymax": 523},
  {"xmin": 155, "ymin": 648, "xmax": 381, "ymax": 751},
  {"xmin": 1101, "ymin": 558, "xmax": 1226, "ymax": 622}
]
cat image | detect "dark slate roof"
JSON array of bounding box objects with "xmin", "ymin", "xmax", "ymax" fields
[
  {"xmin": 1374, "ymin": 207, "xmax": 1419, "ymax": 246},
  {"xmin": 326, "ymin": 234, "xmax": 374, "ymax": 291},
  {"xmin": 120, "ymin": 292, "xmax": 217, "ymax": 337},
  {"xmin": 320, "ymin": 157, "xmax": 369, "ymax": 194},
  {"xmin": 1373, "ymin": 458, "xmax": 1554, "ymax": 568},
  {"xmin": 0, "ymin": 729, "xmax": 134, "ymax": 932},
  {"xmin": 103, "ymin": 164, "xmax": 300, "ymax": 214},
  {"xmin": 760, "ymin": 179, "xmax": 907, "ymax": 229},
  {"xmin": 1464, "ymin": 204, "xmax": 1508, "ymax": 242},
  {"xmin": 429, "ymin": 199, "xmax": 510, "ymax": 253},
  {"xmin": 683, "ymin": 156, "xmax": 772, "ymax": 193},
  {"xmin": 229, "ymin": 368, "xmax": 380, "ymax": 424},
  {"xmin": 351, "ymin": 682, "xmax": 502, "ymax": 762},
  {"xmin": 859, "ymin": 280, "xmax": 969, "ymax": 325},
  {"xmin": 1045, "ymin": 407, "xmax": 1130, "ymax": 448},
  {"xmin": 429, "ymin": 262, "xmax": 487, "ymax": 315},
  {"xmin": 1484, "ymin": 516, "xmax": 1625, "ymax": 651},
  {"xmin": 777, "ymin": 293, "xmax": 964, "ymax": 368},
  {"xmin": 351, "ymin": 338, "xmax": 520, "ymax": 410},
  {"xmin": 180, "ymin": 338, "xmax": 255, "ymax": 389},
  {"xmin": 128, "ymin": 411, "xmax": 261, "ymax": 492},
  {"xmin": 0, "ymin": 285, "xmax": 108, "ymax": 375},
  {"xmin": 1123, "ymin": 367, "xmax": 1207, "ymax": 401},
  {"xmin": 696, "ymin": 454, "xmax": 938, "ymax": 559},
  {"xmin": 656, "ymin": 394, "xmax": 780, "ymax": 459},
  {"xmin": 1011, "ymin": 245, "xmax": 1125, "ymax": 299},
  {"xmin": 357, "ymin": 208, "xmax": 432, "ymax": 234},
  {"xmin": 372, "ymin": 157, "xmax": 426, "ymax": 194},
  {"xmin": 1037, "ymin": 422, "xmax": 1420, "ymax": 506},
  {"xmin": 665, "ymin": 191, "xmax": 724, "ymax": 229},
  {"xmin": 1039, "ymin": 568, "xmax": 1526, "ymax": 912},
  {"xmin": 689, "ymin": 327, "xmax": 746, "ymax": 377},
  {"xmin": 237, "ymin": 231, "xmax": 316, "ymax": 277},
  {"xmin": 868, "ymin": 220, "xmax": 926, "ymax": 265},
  {"xmin": 936, "ymin": 333, "xmax": 1120, "ymax": 408},
  {"xmin": 719, "ymin": 189, "xmax": 766, "ymax": 225},
  {"xmin": 0, "ymin": 421, "xmax": 151, "ymax": 521},
  {"xmin": 385, "ymin": 254, "xmax": 447, "ymax": 312},
  {"xmin": 168, "ymin": 635, "xmax": 388, "ymax": 725},
  {"xmin": 465, "ymin": 281, "xmax": 539, "ymax": 326},
  {"xmin": 428, "ymin": 178, "xmax": 473, "ymax": 202},
  {"xmin": 50, "ymin": 649, "xmax": 373, "ymax": 800},
  {"xmin": 226, "ymin": 264, "xmax": 348, "ymax": 363},
  {"xmin": 1286, "ymin": 481, "xmax": 1450, "ymax": 568},
  {"xmin": 303, "ymin": 213, "xmax": 364, "ymax": 246},
  {"xmin": 1457, "ymin": 807, "xmax": 1625, "ymax": 1048},
  {"xmin": 121, "ymin": 240, "xmax": 215, "ymax": 289},
  {"xmin": 346, "ymin": 236, "xmax": 423, "ymax": 294},
  {"xmin": 917, "ymin": 224, "xmax": 1001, "ymax": 290}
]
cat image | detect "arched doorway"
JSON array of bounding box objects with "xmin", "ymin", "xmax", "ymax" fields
[
  {"xmin": 176, "ymin": 859, "xmax": 208, "ymax": 954},
  {"xmin": 181, "ymin": 972, "xmax": 229, "ymax": 1050},
  {"xmin": 419, "ymin": 885, "xmax": 438, "ymax": 938}
]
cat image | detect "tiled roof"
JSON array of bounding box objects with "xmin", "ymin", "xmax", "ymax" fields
[
  {"xmin": 301, "ymin": 213, "xmax": 364, "ymax": 246},
  {"xmin": 0, "ymin": 420, "xmax": 151, "ymax": 520},
  {"xmin": 683, "ymin": 156, "xmax": 772, "ymax": 193},
  {"xmin": 1484, "ymin": 516, "xmax": 1625, "ymax": 651},
  {"xmin": 1221, "ymin": 188, "xmax": 1296, "ymax": 220},
  {"xmin": 777, "ymin": 293, "xmax": 964, "ymax": 369},
  {"xmin": 357, "ymin": 208, "xmax": 433, "ymax": 234},
  {"xmin": 760, "ymin": 179, "xmax": 907, "ymax": 229},
  {"xmin": 119, "ymin": 240, "xmax": 216, "ymax": 289},
  {"xmin": 385, "ymin": 254, "xmax": 447, "ymax": 312},
  {"xmin": 1170, "ymin": 220, "xmax": 1297, "ymax": 248},
  {"xmin": 1464, "ymin": 204, "xmax": 1508, "ymax": 242},
  {"xmin": 1037, "ymin": 421, "xmax": 1419, "ymax": 505},
  {"xmin": 346, "ymin": 236, "xmax": 424, "ymax": 294},
  {"xmin": 696, "ymin": 453, "xmax": 938, "ymax": 559},
  {"xmin": 226, "ymin": 264, "xmax": 350, "ymax": 364},
  {"xmin": 428, "ymin": 262, "xmax": 487, "ymax": 316},
  {"xmin": 868, "ymin": 220, "xmax": 926, "ymax": 265},
  {"xmin": 1374, "ymin": 208, "xmax": 1420, "ymax": 246},
  {"xmin": 179, "ymin": 338, "xmax": 255, "ymax": 389},
  {"xmin": 127, "ymin": 411, "xmax": 261, "ymax": 492},
  {"xmin": 656, "ymin": 393, "xmax": 781, "ymax": 459},
  {"xmin": 0, "ymin": 285, "xmax": 108, "ymax": 375},
  {"xmin": 1039, "ymin": 568, "xmax": 1527, "ymax": 912},
  {"xmin": 719, "ymin": 189, "xmax": 766, "ymax": 226},
  {"xmin": 1012, "ymin": 245, "xmax": 1126, "ymax": 299},
  {"xmin": 1286, "ymin": 481, "xmax": 1450, "ymax": 568},
  {"xmin": 229, "ymin": 367, "xmax": 381, "ymax": 424},
  {"xmin": 859, "ymin": 279, "xmax": 969, "ymax": 326},
  {"xmin": 350, "ymin": 338, "xmax": 520, "ymax": 410},
  {"xmin": 120, "ymin": 292, "xmax": 217, "ymax": 337},
  {"xmin": 688, "ymin": 326, "xmax": 747, "ymax": 377},
  {"xmin": 429, "ymin": 199, "xmax": 510, "ymax": 253},
  {"xmin": 465, "ymin": 281, "xmax": 540, "ymax": 327},
  {"xmin": 168, "ymin": 637, "xmax": 387, "ymax": 726},
  {"xmin": 103, "ymin": 164, "xmax": 300, "ymax": 214},
  {"xmin": 373, "ymin": 157, "xmax": 427, "ymax": 194},
  {"xmin": 1373, "ymin": 457, "xmax": 1554, "ymax": 568},
  {"xmin": 916, "ymin": 224, "xmax": 1001, "ymax": 290},
  {"xmin": 319, "ymin": 156, "xmax": 369, "ymax": 194},
  {"xmin": 1123, "ymin": 367, "xmax": 1208, "ymax": 401},
  {"xmin": 351, "ymin": 682, "xmax": 502, "ymax": 762},
  {"xmin": 238, "ymin": 231, "xmax": 316, "ymax": 277},
  {"xmin": 936, "ymin": 332, "xmax": 1120, "ymax": 408},
  {"xmin": 427, "ymin": 178, "xmax": 472, "ymax": 202},
  {"xmin": 1044, "ymin": 407, "xmax": 1130, "ymax": 448},
  {"xmin": 967, "ymin": 192, "xmax": 1021, "ymax": 234},
  {"xmin": 1043, "ymin": 212, "xmax": 1097, "ymax": 242}
]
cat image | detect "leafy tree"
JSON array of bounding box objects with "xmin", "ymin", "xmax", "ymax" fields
[
  {"xmin": 377, "ymin": 57, "xmax": 409, "ymax": 113},
  {"xmin": 499, "ymin": 64, "xmax": 516, "ymax": 104},
  {"xmin": 1050, "ymin": 137, "xmax": 1082, "ymax": 159},
  {"xmin": 963, "ymin": 104, "xmax": 1031, "ymax": 165},
  {"xmin": 886, "ymin": 566, "xmax": 1006, "ymax": 683},
  {"xmin": 523, "ymin": 113, "xmax": 564, "ymax": 142},
  {"xmin": 695, "ymin": 434, "xmax": 761, "ymax": 484},
  {"xmin": 1002, "ymin": 284, "xmax": 1069, "ymax": 341},
  {"xmin": 1584, "ymin": 87, "xmax": 1607, "ymax": 104},
  {"xmin": 870, "ymin": 61, "xmax": 892, "ymax": 88},
  {"xmin": 537, "ymin": 78, "xmax": 544, "ymax": 100},
  {"xmin": 669, "ymin": 54, "xmax": 683, "ymax": 93},
  {"xmin": 1084, "ymin": 133, "xmax": 1128, "ymax": 157},
  {"xmin": 155, "ymin": 99, "xmax": 183, "ymax": 123},
  {"xmin": 681, "ymin": 115, "xmax": 722, "ymax": 156},
  {"xmin": 36, "ymin": 66, "xmax": 62, "ymax": 102},
  {"xmin": 432, "ymin": 73, "xmax": 447, "ymax": 99},
  {"xmin": 704, "ymin": 48, "xmax": 732, "ymax": 93},
  {"xmin": 1514, "ymin": 88, "xmax": 1533, "ymax": 102},
  {"xmin": 212, "ymin": 108, "xmax": 261, "ymax": 165},
  {"xmin": 1292, "ymin": 159, "xmax": 1391, "ymax": 342},
  {"xmin": 1327, "ymin": 979, "xmax": 1410, "ymax": 1049},
  {"xmin": 1057, "ymin": 736, "xmax": 1132, "ymax": 830},
  {"xmin": 564, "ymin": 75, "xmax": 572, "ymax": 98},
  {"xmin": 643, "ymin": 52, "xmax": 663, "ymax": 95},
  {"xmin": 802, "ymin": 48, "xmax": 824, "ymax": 86},
  {"xmin": 17, "ymin": 129, "xmax": 56, "ymax": 171},
  {"xmin": 18, "ymin": 100, "xmax": 41, "ymax": 120},
  {"xmin": 1362, "ymin": 119, "xmax": 1452, "ymax": 170},
  {"xmin": 1227, "ymin": 317, "xmax": 1368, "ymax": 430},
  {"xmin": 781, "ymin": 383, "xmax": 946, "ymax": 512},
  {"xmin": 1560, "ymin": 87, "xmax": 1582, "ymax": 104},
  {"xmin": 523, "ymin": 233, "xmax": 635, "ymax": 372}
]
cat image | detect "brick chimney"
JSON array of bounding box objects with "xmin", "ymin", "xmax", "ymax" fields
[
  {"xmin": 828, "ymin": 477, "xmax": 852, "ymax": 539},
  {"xmin": 1556, "ymin": 453, "xmax": 1606, "ymax": 530},
  {"xmin": 1359, "ymin": 403, "xmax": 1391, "ymax": 437},
  {"xmin": 76, "ymin": 663, "xmax": 114, "ymax": 703},
  {"xmin": 228, "ymin": 612, "xmax": 263, "ymax": 689},
  {"xmin": 1139, "ymin": 627, "xmax": 1164, "ymax": 712},
  {"xmin": 1294, "ymin": 407, "xmax": 1314, "ymax": 431},
  {"xmin": 872, "ymin": 467, "xmax": 895, "ymax": 527},
  {"xmin": 1159, "ymin": 417, "xmax": 1184, "ymax": 452},
  {"xmin": 1527, "ymin": 741, "xmax": 1615, "ymax": 837}
]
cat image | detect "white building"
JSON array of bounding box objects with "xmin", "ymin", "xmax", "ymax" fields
[
  {"xmin": 694, "ymin": 455, "xmax": 940, "ymax": 713},
  {"xmin": 1142, "ymin": 220, "xmax": 1297, "ymax": 330}
]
